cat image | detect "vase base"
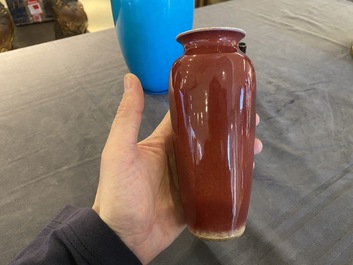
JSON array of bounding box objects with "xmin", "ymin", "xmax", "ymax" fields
[
  {"xmin": 143, "ymin": 89, "xmax": 168, "ymax": 95},
  {"xmin": 188, "ymin": 225, "xmax": 246, "ymax": 241}
]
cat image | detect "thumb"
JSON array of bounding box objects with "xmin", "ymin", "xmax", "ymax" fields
[{"xmin": 105, "ymin": 73, "xmax": 144, "ymax": 151}]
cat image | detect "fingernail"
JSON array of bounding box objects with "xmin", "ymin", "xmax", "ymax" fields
[{"xmin": 124, "ymin": 74, "xmax": 133, "ymax": 92}]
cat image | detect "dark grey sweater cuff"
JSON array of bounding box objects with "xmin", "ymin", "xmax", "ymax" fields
[
  {"xmin": 11, "ymin": 205, "xmax": 142, "ymax": 265},
  {"xmin": 52, "ymin": 205, "xmax": 142, "ymax": 265}
]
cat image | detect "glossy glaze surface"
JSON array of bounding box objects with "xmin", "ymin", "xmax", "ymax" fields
[
  {"xmin": 169, "ymin": 28, "xmax": 256, "ymax": 240},
  {"xmin": 111, "ymin": 0, "xmax": 194, "ymax": 94}
]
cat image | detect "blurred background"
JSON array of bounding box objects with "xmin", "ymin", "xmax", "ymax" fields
[{"xmin": 1, "ymin": 0, "xmax": 228, "ymax": 50}]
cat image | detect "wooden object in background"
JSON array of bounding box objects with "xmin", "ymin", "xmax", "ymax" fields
[
  {"xmin": 0, "ymin": 2, "xmax": 14, "ymax": 52},
  {"xmin": 195, "ymin": 0, "xmax": 228, "ymax": 7},
  {"xmin": 50, "ymin": 0, "xmax": 88, "ymax": 39}
]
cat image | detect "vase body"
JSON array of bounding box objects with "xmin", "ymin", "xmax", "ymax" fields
[
  {"xmin": 169, "ymin": 28, "xmax": 256, "ymax": 240},
  {"xmin": 111, "ymin": 0, "xmax": 194, "ymax": 94}
]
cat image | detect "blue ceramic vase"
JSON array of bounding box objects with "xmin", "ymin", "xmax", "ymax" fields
[{"xmin": 110, "ymin": 0, "xmax": 194, "ymax": 94}]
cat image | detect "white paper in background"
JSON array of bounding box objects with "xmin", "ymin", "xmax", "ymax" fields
[
  {"xmin": 27, "ymin": 0, "xmax": 42, "ymax": 15},
  {"xmin": 27, "ymin": 0, "xmax": 43, "ymax": 22}
]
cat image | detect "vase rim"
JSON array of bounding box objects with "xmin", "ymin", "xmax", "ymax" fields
[{"xmin": 177, "ymin": 27, "xmax": 246, "ymax": 40}]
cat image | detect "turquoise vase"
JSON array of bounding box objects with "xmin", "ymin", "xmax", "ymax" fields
[{"xmin": 110, "ymin": 0, "xmax": 194, "ymax": 94}]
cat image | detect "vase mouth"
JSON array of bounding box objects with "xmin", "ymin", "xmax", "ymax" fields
[{"xmin": 176, "ymin": 27, "xmax": 246, "ymax": 41}]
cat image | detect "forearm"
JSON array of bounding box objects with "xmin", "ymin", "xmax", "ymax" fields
[{"xmin": 10, "ymin": 205, "xmax": 142, "ymax": 265}]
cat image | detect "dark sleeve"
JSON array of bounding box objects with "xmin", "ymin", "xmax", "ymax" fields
[{"xmin": 10, "ymin": 205, "xmax": 142, "ymax": 265}]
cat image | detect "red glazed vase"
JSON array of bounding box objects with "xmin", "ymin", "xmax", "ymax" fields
[{"xmin": 169, "ymin": 27, "xmax": 256, "ymax": 240}]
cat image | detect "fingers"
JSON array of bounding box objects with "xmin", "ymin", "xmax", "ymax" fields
[
  {"xmin": 105, "ymin": 74, "xmax": 144, "ymax": 151},
  {"xmin": 255, "ymin": 113, "xmax": 262, "ymax": 154},
  {"xmin": 254, "ymin": 138, "xmax": 263, "ymax": 155}
]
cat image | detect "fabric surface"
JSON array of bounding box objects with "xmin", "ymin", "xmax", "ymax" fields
[
  {"xmin": 1, "ymin": 0, "xmax": 353, "ymax": 264},
  {"xmin": 10, "ymin": 206, "xmax": 142, "ymax": 265}
]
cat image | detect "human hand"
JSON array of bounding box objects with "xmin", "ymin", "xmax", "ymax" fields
[
  {"xmin": 92, "ymin": 73, "xmax": 263, "ymax": 264},
  {"xmin": 92, "ymin": 73, "xmax": 184, "ymax": 264}
]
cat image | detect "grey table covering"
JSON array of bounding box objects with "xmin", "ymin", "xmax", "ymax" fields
[{"xmin": 1, "ymin": 0, "xmax": 353, "ymax": 264}]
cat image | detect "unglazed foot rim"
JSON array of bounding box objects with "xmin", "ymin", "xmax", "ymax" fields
[{"xmin": 188, "ymin": 225, "xmax": 246, "ymax": 241}]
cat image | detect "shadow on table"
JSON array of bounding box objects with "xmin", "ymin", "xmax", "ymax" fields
[
  {"xmin": 151, "ymin": 229, "xmax": 222, "ymax": 265},
  {"xmin": 152, "ymin": 222, "xmax": 293, "ymax": 265}
]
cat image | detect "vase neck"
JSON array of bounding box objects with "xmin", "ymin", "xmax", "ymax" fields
[{"xmin": 177, "ymin": 27, "xmax": 246, "ymax": 54}]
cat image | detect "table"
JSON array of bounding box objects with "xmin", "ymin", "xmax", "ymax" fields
[{"xmin": 1, "ymin": 0, "xmax": 353, "ymax": 264}]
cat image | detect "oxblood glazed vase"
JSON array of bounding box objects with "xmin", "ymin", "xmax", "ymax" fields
[
  {"xmin": 169, "ymin": 27, "xmax": 256, "ymax": 240},
  {"xmin": 110, "ymin": 0, "xmax": 194, "ymax": 94}
]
